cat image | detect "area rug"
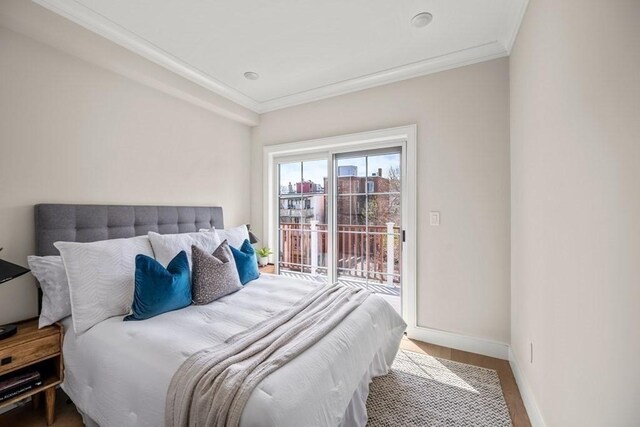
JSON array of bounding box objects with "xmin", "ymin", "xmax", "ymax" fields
[{"xmin": 366, "ymin": 350, "xmax": 512, "ymax": 426}]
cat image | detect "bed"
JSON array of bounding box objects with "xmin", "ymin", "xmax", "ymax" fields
[{"xmin": 35, "ymin": 204, "xmax": 406, "ymax": 427}]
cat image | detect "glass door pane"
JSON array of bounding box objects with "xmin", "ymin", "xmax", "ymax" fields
[
  {"xmin": 335, "ymin": 151, "xmax": 401, "ymax": 314},
  {"xmin": 366, "ymin": 152, "xmax": 402, "ymax": 292},
  {"xmin": 278, "ymin": 159, "xmax": 328, "ymax": 280}
]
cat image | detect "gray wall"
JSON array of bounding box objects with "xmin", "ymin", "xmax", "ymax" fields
[
  {"xmin": 251, "ymin": 58, "xmax": 511, "ymax": 344},
  {"xmin": 510, "ymin": 0, "xmax": 640, "ymax": 424},
  {"xmin": 0, "ymin": 27, "xmax": 252, "ymax": 324}
]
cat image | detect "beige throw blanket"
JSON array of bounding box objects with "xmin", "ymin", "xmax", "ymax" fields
[{"xmin": 165, "ymin": 283, "xmax": 371, "ymax": 427}]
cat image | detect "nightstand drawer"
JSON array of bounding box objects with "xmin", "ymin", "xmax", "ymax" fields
[{"xmin": 0, "ymin": 334, "xmax": 60, "ymax": 375}]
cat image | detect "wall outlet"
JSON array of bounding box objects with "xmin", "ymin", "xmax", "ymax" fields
[
  {"xmin": 530, "ymin": 342, "xmax": 534, "ymax": 364},
  {"xmin": 429, "ymin": 211, "xmax": 440, "ymax": 226}
]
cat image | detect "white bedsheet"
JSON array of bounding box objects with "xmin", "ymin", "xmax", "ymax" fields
[{"xmin": 61, "ymin": 274, "xmax": 406, "ymax": 427}]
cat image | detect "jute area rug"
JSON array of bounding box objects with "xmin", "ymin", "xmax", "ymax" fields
[{"xmin": 366, "ymin": 350, "xmax": 512, "ymax": 426}]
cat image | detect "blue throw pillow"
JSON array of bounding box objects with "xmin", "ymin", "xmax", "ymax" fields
[
  {"xmin": 124, "ymin": 250, "xmax": 191, "ymax": 321},
  {"xmin": 230, "ymin": 239, "xmax": 260, "ymax": 285}
]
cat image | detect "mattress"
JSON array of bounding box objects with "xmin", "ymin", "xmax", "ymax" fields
[{"xmin": 61, "ymin": 274, "xmax": 406, "ymax": 427}]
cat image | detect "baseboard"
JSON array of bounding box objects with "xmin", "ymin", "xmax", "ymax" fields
[
  {"xmin": 406, "ymin": 326, "xmax": 510, "ymax": 360},
  {"xmin": 508, "ymin": 348, "xmax": 546, "ymax": 427}
]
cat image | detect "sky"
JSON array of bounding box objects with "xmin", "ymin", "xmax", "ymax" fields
[{"xmin": 279, "ymin": 153, "xmax": 400, "ymax": 190}]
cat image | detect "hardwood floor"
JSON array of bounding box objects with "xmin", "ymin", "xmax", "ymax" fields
[
  {"xmin": 0, "ymin": 389, "xmax": 82, "ymax": 427},
  {"xmin": 1, "ymin": 338, "xmax": 531, "ymax": 426}
]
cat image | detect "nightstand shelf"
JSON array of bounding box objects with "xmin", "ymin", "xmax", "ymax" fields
[
  {"xmin": 0, "ymin": 319, "xmax": 63, "ymax": 426},
  {"xmin": 1, "ymin": 374, "xmax": 59, "ymax": 408}
]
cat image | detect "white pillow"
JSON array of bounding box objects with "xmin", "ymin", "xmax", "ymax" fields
[
  {"xmin": 148, "ymin": 231, "xmax": 221, "ymax": 268},
  {"xmin": 214, "ymin": 225, "xmax": 250, "ymax": 248},
  {"xmin": 27, "ymin": 256, "xmax": 71, "ymax": 328},
  {"xmin": 55, "ymin": 236, "xmax": 154, "ymax": 334}
]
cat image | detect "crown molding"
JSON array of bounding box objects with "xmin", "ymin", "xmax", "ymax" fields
[
  {"xmin": 259, "ymin": 41, "xmax": 508, "ymax": 112},
  {"xmin": 32, "ymin": 0, "xmax": 519, "ymax": 114},
  {"xmin": 505, "ymin": 0, "xmax": 530, "ymax": 54},
  {"xmin": 32, "ymin": 0, "xmax": 263, "ymax": 112}
]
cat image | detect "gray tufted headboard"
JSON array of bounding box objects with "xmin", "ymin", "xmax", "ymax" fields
[{"xmin": 35, "ymin": 204, "xmax": 224, "ymax": 256}]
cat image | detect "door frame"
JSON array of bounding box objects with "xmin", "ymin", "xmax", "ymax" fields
[{"xmin": 263, "ymin": 125, "xmax": 417, "ymax": 327}]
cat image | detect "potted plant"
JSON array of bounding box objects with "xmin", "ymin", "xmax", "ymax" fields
[{"xmin": 256, "ymin": 247, "xmax": 273, "ymax": 267}]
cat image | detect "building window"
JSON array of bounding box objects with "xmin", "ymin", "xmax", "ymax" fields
[{"xmin": 367, "ymin": 180, "xmax": 375, "ymax": 193}]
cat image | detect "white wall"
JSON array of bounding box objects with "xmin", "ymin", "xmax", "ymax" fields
[
  {"xmin": 0, "ymin": 0, "xmax": 259, "ymax": 126},
  {"xmin": 251, "ymin": 58, "xmax": 511, "ymax": 344},
  {"xmin": 510, "ymin": 0, "xmax": 640, "ymax": 424},
  {"xmin": 0, "ymin": 27, "xmax": 252, "ymax": 325}
]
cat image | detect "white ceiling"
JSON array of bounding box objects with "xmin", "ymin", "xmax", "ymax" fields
[{"xmin": 34, "ymin": 0, "xmax": 528, "ymax": 112}]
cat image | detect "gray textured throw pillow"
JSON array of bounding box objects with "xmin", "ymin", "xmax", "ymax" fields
[
  {"xmin": 28, "ymin": 256, "xmax": 71, "ymax": 328},
  {"xmin": 191, "ymin": 241, "xmax": 242, "ymax": 305}
]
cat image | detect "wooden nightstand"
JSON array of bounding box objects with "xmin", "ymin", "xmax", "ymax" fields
[
  {"xmin": 0, "ymin": 318, "xmax": 63, "ymax": 426},
  {"xmin": 259, "ymin": 263, "xmax": 275, "ymax": 274}
]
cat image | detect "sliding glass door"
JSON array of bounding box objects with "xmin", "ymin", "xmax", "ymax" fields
[{"xmin": 273, "ymin": 147, "xmax": 404, "ymax": 315}]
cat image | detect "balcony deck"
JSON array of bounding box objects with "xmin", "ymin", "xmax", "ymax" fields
[{"xmin": 280, "ymin": 270, "xmax": 401, "ymax": 315}]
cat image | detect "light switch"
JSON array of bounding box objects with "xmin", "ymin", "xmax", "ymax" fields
[{"xmin": 429, "ymin": 211, "xmax": 440, "ymax": 226}]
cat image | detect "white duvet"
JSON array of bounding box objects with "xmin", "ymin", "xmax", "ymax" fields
[{"xmin": 61, "ymin": 274, "xmax": 406, "ymax": 427}]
